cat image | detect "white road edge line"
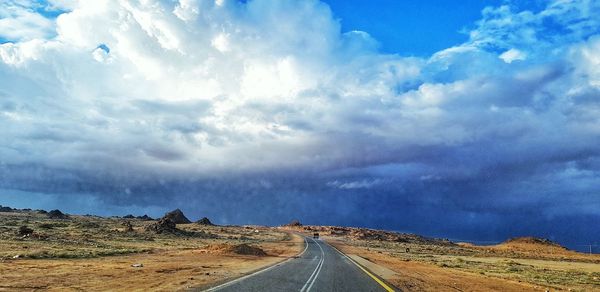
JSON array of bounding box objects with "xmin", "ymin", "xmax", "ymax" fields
[
  {"xmin": 300, "ymin": 254, "xmax": 322, "ymax": 292},
  {"xmin": 204, "ymin": 236, "xmax": 309, "ymax": 292},
  {"xmin": 300, "ymin": 237, "xmax": 325, "ymax": 292},
  {"xmin": 305, "ymin": 241, "xmax": 324, "ymax": 292},
  {"xmin": 300, "ymin": 251, "xmax": 321, "ymax": 292}
]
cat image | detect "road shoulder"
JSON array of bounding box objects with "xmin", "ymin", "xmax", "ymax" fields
[{"xmin": 327, "ymin": 239, "xmax": 541, "ymax": 292}]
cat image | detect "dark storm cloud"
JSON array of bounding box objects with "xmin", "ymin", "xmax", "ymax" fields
[{"xmin": 1, "ymin": 0, "xmax": 600, "ymax": 248}]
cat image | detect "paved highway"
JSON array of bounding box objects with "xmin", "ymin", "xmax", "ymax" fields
[{"xmin": 203, "ymin": 236, "xmax": 396, "ymax": 292}]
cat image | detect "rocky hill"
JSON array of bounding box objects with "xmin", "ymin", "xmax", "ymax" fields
[
  {"xmin": 162, "ymin": 209, "xmax": 191, "ymax": 224},
  {"xmin": 196, "ymin": 217, "xmax": 214, "ymax": 225}
]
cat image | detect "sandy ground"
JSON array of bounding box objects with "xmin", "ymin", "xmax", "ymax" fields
[
  {"xmin": 330, "ymin": 239, "xmax": 541, "ymax": 292},
  {"xmin": 280, "ymin": 225, "xmax": 600, "ymax": 291},
  {"xmin": 0, "ymin": 210, "xmax": 305, "ymax": 292},
  {"xmin": 0, "ymin": 234, "xmax": 303, "ymax": 292},
  {"xmin": 3, "ymin": 212, "xmax": 599, "ymax": 292}
]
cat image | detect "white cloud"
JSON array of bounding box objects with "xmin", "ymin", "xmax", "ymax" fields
[
  {"xmin": 0, "ymin": 1, "xmax": 56, "ymax": 41},
  {"xmin": 173, "ymin": 0, "xmax": 200, "ymax": 22},
  {"xmin": 499, "ymin": 48, "xmax": 526, "ymax": 63},
  {"xmin": 211, "ymin": 33, "xmax": 230, "ymax": 52},
  {"xmin": 571, "ymin": 36, "xmax": 600, "ymax": 88},
  {"xmin": 0, "ymin": 0, "xmax": 599, "ymax": 190},
  {"xmin": 327, "ymin": 179, "xmax": 384, "ymax": 190},
  {"xmin": 467, "ymin": 0, "xmax": 600, "ymax": 59}
]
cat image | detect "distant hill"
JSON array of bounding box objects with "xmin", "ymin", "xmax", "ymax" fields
[
  {"xmin": 162, "ymin": 209, "xmax": 191, "ymax": 224},
  {"xmin": 501, "ymin": 237, "xmax": 566, "ymax": 249},
  {"xmin": 196, "ymin": 217, "xmax": 214, "ymax": 225}
]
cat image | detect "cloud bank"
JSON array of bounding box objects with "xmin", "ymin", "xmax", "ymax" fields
[{"xmin": 1, "ymin": 0, "xmax": 599, "ymax": 246}]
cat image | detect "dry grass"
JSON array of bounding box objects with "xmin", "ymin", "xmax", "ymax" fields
[
  {"xmin": 331, "ymin": 242, "xmax": 541, "ymax": 292},
  {"xmin": 318, "ymin": 232, "xmax": 600, "ymax": 291},
  {"xmin": 282, "ymin": 225, "xmax": 600, "ymax": 291},
  {"xmin": 0, "ymin": 211, "xmax": 303, "ymax": 291}
]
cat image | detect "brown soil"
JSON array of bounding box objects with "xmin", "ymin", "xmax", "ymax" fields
[
  {"xmin": 330, "ymin": 241, "xmax": 540, "ymax": 292},
  {"xmin": 204, "ymin": 243, "xmax": 267, "ymax": 256},
  {"xmin": 472, "ymin": 237, "xmax": 600, "ymax": 263},
  {"xmin": 0, "ymin": 210, "xmax": 304, "ymax": 291},
  {"xmin": 492, "ymin": 237, "xmax": 568, "ymax": 253},
  {"xmin": 0, "ymin": 234, "xmax": 302, "ymax": 292},
  {"xmin": 504, "ymin": 237, "xmax": 563, "ymax": 246}
]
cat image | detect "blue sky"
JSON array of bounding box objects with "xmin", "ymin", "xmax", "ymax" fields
[
  {"xmin": 1, "ymin": 0, "xmax": 600, "ymax": 250},
  {"xmin": 325, "ymin": 0, "xmax": 503, "ymax": 55}
]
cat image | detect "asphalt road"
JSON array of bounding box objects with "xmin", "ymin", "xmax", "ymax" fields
[{"xmin": 203, "ymin": 236, "xmax": 395, "ymax": 292}]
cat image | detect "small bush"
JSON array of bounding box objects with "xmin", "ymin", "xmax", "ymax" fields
[
  {"xmin": 18, "ymin": 226, "xmax": 34, "ymax": 236},
  {"xmin": 39, "ymin": 223, "xmax": 54, "ymax": 229}
]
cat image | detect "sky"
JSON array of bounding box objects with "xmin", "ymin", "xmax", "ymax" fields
[
  {"xmin": 1, "ymin": 0, "xmax": 600, "ymax": 250},
  {"xmin": 324, "ymin": 0, "xmax": 506, "ymax": 55}
]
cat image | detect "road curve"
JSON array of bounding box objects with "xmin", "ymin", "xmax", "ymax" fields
[{"xmin": 202, "ymin": 236, "xmax": 396, "ymax": 292}]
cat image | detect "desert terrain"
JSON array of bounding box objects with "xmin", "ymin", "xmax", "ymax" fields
[
  {"xmin": 1, "ymin": 206, "xmax": 599, "ymax": 291},
  {"xmin": 0, "ymin": 206, "xmax": 302, "ymax": 291},
  {"xmin": 284, "ymin": 224, "xmax": 600, "ymax": 291}
]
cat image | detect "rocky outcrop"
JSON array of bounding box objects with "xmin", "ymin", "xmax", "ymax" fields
[
  {"xmin": 0, "ymin": 205, "xmax": 14, "ymax": 212},
  {"xmin": 145, "ymin": 217, "xmax": 177, "ymax": 234},
  {"xmin": 47, "ymin": 209, "xmax": 68, "ymax": 219},
  {"xmin": 162, "ymin": 209, "xmax": 191, "ymax": 224},
  {"xmin": 196, "ymin": 217, "xmax": 214, "ymax": 225},
  {"xmin": 206, "ymin": 243, "xmax": 267, "ymax": 256},
  {"xmin": 284, "ymin": 220, "xmax": 302, "ymax": 227},
  {"xmin": 137, "ymin": 214, "xmax": 154, "ymax": 221}
]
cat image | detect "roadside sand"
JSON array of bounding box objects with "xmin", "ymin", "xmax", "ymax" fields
[
  {"xmin": 330, "ymin": 240, "xmax": 541, "ymax": 292},
  {"xmin": 0, "ymin": 234, "xmax": 303, "ymax": 292},
  {"xmin": 281, "ymin": 225, "xmax": 600, "ymax": 291}
]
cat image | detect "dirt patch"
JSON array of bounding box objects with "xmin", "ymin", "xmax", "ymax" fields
[
  {"xmin": 204, "ymin": 243, "xmax": 267, "ymax": 256},
  {"xmin": 0, "ymin": 248, "xmax": 280, "ymax": 291}
]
